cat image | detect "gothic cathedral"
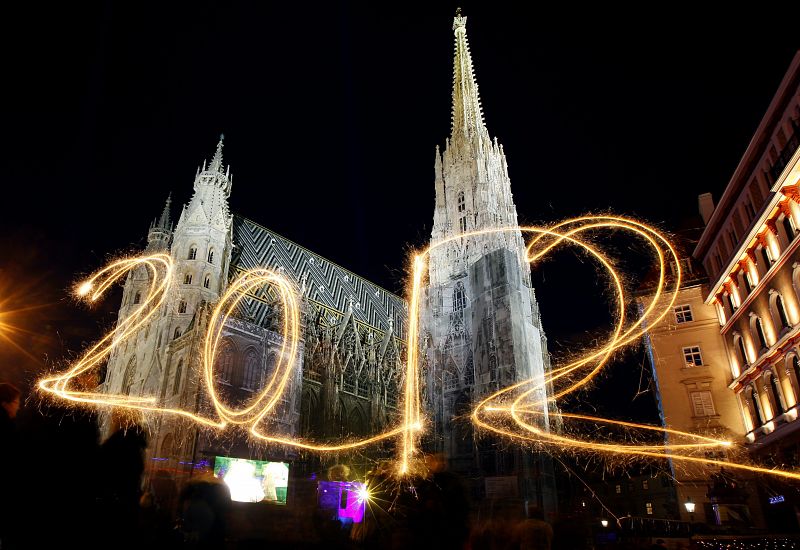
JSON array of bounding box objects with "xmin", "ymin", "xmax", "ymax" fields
[{"xmin": 100, "ymin": 12, "xmax": 557, "ymax": 511}]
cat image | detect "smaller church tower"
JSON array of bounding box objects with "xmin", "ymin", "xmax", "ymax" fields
[
  {"xmin": 101, "ymin": 194, "xmax": 174, "ymax": 396},
  {"xmin": 146, "ymin": 193, "xmax": 173, "ymax": 252}
]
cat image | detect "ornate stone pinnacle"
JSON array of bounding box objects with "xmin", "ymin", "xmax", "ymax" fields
[
  {"xmin": 453, "ymin": 9, "xmax": 467, "ymax": 32},
  {"xmin": 209, "ymin": 135, "xmax": 225, "ymax": 173}
]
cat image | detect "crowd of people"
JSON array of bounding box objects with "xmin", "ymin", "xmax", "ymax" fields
[{"xmin": 1, "ymin": 380, "xmax": 688, "ymax": 549}]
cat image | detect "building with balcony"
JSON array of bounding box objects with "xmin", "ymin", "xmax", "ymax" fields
[{"xmin": 693, "ymin": 51, "xmax": 800, "ymax": 531}]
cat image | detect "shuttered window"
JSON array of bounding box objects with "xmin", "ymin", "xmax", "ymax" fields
[{"xmin": 691, "ymin": 391, "xmax": 716, "ymax": 417}]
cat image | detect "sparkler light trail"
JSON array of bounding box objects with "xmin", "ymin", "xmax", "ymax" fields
[{"xmin": 38, "ymin": 216, "xmax": 800, "ymax": 482}]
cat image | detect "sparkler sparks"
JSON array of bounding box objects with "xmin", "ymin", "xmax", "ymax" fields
[{"xmin": 37, "ymin": 217, "xmax": 800, "ymax": 483}]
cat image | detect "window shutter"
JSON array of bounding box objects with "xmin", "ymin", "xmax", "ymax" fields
[{"xmin": 691, "ymin": 391, "xmax": 715, "ymax": 416}]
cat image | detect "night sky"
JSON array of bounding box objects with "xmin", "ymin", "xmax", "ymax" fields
[{"xmin": 2, "ymin": 2, "xmax": 798, "ymax": 416}]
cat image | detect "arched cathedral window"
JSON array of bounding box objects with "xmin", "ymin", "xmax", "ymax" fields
[
  {"xmin": 217, "ymin": 340, "xmax": 235, "ymax": 384},
  {"xmin": 453, "ymin": 282, "xmax": 466, "ymax": 312},
  {"xmin": 178, "ymin": 300, "xmax": 187, "ymax": 314},
  {"xmin": 174, "ymin": 327, "xmax": 182, "ymax": 340},
  {"xmin": 183, "ymin": 274, "xmax": 193, "ymax": 285},
  {"xmin": 133, "ymin": 292, "xmax": 141, "ymax": 305},
  {"xmin": 123, "ymin": 357, "xmax": 136, "ymax": 395},
  {"xmin": 188, "ymin": 247, "xmax": 197, "ymax": 260},
  {"xmin": 208, "ymin": 249, "xmax": 214, "ymax": 264},
  {"xmin": 173, "ymin": 359, "xmax": 183, "ymax": 395},
  {"xmin": 457, "ymin": 191, "xmax": 465, "ymax": 213},
  {"xmin": 242, "ymin": 349, "xmax": 260, "ymax": 390},
  {"xmin": 204, "ymin": 275, "xmax": 211, "ymax": 289}
]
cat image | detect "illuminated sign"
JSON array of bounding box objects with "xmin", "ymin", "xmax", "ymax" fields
[{"xmin": 769, "ymin": 495, "xmax": 785, "ymax": 504}]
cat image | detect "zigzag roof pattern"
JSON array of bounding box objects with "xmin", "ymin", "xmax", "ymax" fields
[{"xmin": 230, "ymin": 216, "xmax": 407, "ymax": 337}]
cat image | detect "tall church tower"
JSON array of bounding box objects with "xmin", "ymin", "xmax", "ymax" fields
[
  {"xmin": 169, "ymin": 135, "xmax": 233, "ymax": 335},
  {"xmin": 102, "ymin": 137, "xmax": 234, "ymax": 405},
  {"xmin": 422, "ymin": 11, "xmax": 557, "ymax": 511}
]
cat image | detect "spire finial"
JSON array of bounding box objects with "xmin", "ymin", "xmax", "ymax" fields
[{"xmin": 209, "ymin": 134, "xmax": 225, "ymax": 173}]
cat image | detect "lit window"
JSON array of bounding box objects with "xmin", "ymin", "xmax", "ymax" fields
[
  {"xmin": 783, "ymin": 215, "xmax": 798, "ymax": 241},
  {"xmin": 183, "ymin": 274, "xmax": 192, "ymax": 285},
  {"xmin": 775, "ymin": 293, "xmax": 791, "ymax": 330},
  {"xmin": 726, "ymin": 292, "xmax": 737, "ymax": 313},
  {"xmin": 736, "ymin": 335, "xmax": 749, "ymax": 368},
  {"xmin": 683, "ymin": 346, "xmax": 704, "ymax": 367},
  {"xmin": 188, "ymin": 247, "xmax": 197, "ymax": 260},
  {"xmin": 674, "ymin": 305, "xmax": 693, "ymax": 324},
  {"xmin": 761, "ymin": 246, "xmax": 774, "ymax": 267},
  {"xmin": 754, "ymin": 316, "xmax": 768, "ymax": 349},
  {"xmin": 642, "ymin": 480, "xmax": 649, "ymax": 490},
  {"xmin": 744, "ymin": 271, "xmax": 754, "ymax": 293},
  {"xmin": 646, "ymin": 502, "xmax": 653, "ymax": 515},
  {"xmin": 691, "ymin": 391, "xmax": 716, "ymax": 417},
  {"xmin": 615, "ymin": 485, "xmax": 621, "ymax": 494}
]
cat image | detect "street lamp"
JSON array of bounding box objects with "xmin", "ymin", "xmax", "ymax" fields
[
  {"xmin": 600, "ymin": 519, "xmax": 609, "ymax": 528},
  {"xmin": 684, "ymin": 499, "xmax": 696, "ymax": 514}
]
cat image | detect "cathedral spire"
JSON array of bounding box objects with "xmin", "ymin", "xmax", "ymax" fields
[
  {"xmin": 157, "ymin": 192, "xmax": 172, "ymax": 229},
  {"xmin": 451, "ymin": 9, "xmax": 487, "ymax": 143},
  {"xmin": 209, "ymin": 134, "xmax": 225, "ymax": 173},
  {"xmin": 147, "ymin": 193, "xmax": 174, "ymax": 251}
]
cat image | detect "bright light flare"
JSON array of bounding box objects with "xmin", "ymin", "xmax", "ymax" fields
[{"xmin": 76, "ymin": 281, "xmax": 93, "ymax": 298}]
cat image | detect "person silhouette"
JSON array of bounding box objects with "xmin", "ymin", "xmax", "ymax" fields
[{"xmin": 98, "ymin": 412, "xmax": 148, "ymax": 549}]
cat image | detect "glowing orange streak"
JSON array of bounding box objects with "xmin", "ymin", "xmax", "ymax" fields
[
  {"xmin": 471, "ymin": 406, "xmax": 800, "ymax": 482},
  {"xmin": 40, "ymin": 214, "xmax": 800, "ymax": 483},
  {"xmin": 202, "ymin": 270, "xmax": 300, "ymax": 424},
  {"xmin": 399, "ymin": 255, "xmax": 426, "ymax": 473},
  {"xmin": 40, "ymin": 255, "xmax": 173, "ymax": 406},
  {"xmin": 452, "ymin": 219, "xmax": 800, "ymax": 483}
]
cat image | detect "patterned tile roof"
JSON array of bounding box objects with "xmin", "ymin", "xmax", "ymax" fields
[{"xmin": 230, "ymin": 216, "xmax": 407, "ymax": 336}]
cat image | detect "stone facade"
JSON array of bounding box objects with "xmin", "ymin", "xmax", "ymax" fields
[
  {"xmin": 421, "ymin": 13, "xmax": 558, "ymax": 511},
  {"xmin": 638, "ymin": 255, "xmax": 761, "ymax": 526},
  {"xmin": 101, "ymin": 138, "xmax": 407, "ymax": 486}
]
